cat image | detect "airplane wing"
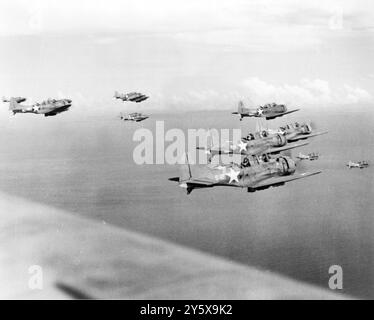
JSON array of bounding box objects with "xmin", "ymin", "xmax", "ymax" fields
[
  {"xmin": 283, "ymin": 109, "xmax": 300, "ymax": 116},
  {"xmin": 184, "ymin": 177, "xmax": 217, "ymax": 187},
  {"xmin": 44, "ymin": 105, "xmax": 71, "ymax": 117},
  {"xmin": 268, "ymin": 141, "xmax": 309, "ymax": 154},
  {"xmin": 252, "ymin": 171, "xmax": 321, "ymax": 189},
  {"xmin": 196, "ymin": 146, "xmax": 230, "ymax": 155},
  {"xmin": 287, "ymin": 131, "xmax": 328, "ymax": 142},
  {"xmin": 266, "ymin": 109, "xmax": 300, "ymax": 120},
  {"xmin": 0, "ymin": 191, "xmax": 346, "ymax": 299}
]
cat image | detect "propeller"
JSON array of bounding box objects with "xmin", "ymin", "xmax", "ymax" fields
[{"xmin": 280, "ymin": 149, "xmax": 307, "ymax": 171}]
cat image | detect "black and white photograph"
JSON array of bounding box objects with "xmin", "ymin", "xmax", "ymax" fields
[{"xmin": 0, "ymin": 0, "xmax": 373, "ymax": 302}]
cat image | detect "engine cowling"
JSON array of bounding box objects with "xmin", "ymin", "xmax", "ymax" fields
[
  {"xmin": 300, "ymin": 124, "xmax": 312, "ymax": 134},
  {"xmin": 270, "ymin": 133, "xmax": 287, "ymax": 147},
  {"xmin": 276, "ymin": 156, "xmax": 296, "ymax": 176}
]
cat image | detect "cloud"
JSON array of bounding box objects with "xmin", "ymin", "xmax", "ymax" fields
[
  {"xmin": 241, "ymin": 77, "xmax": 373, "ymax": 106},
  {"xmin": 142, "ymin": 77, "xmax": 373, "ymax": 112},
  {"xmin": 1, "ymin": 0, "xmax": 373, "ymax": 52}
]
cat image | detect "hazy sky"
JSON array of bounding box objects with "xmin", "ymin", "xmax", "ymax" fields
[{"xmin": 0, "ymin": 0, "xmax": 373, "ymax": 113}]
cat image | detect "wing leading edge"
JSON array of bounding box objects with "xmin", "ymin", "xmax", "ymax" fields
[{"xmin": 252, "ymin": 171, "xmax": 321, "ymax": 189}]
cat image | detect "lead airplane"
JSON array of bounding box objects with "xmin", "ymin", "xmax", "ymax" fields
[
  {"xmin": 5, "ymin": 97, "xmax": 72, "ymax": 117},
  {"xmin": 232, "ymin": 101, "xmax": 299, "ymax": 121},
  {"xmin": 169, "ymin": 154, "xmax": 320, "ymax": 194}
]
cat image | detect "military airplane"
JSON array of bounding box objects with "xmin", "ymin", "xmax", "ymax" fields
[
  {"xmin": 114, "ymin": 91, "xmax": 149, "ymax": 103},
  {"xmin": 4, "ymin": 97, "xmax": 72, "ymax": 117},
  {"xmin": 169, "ymin": 154, "xmax": 320, "ymax": 194},
  {"xmin": 197, "ymin": 133, "xmax": 308, "ymax": 159},
  {"xmin": 277, "ymin": 122, "xmax": 328, "ymax": 142},
  {"xmin": 232, "ymin": 101, "xmax": 299, "ymax": 121},
  {"xmin": 119, "ymin": 112, "xmax": 149, "ymax": 122},
  {"xmin": 2, "ymin": 96, "xmax": 26, "ymax": 103},
  {"xmin": 346, "ymin": 161, "xmax": 369, "ymax": 169},
  {"xmin": 297, "ymin": 152, "xmax": 319, "ymax": 161}
]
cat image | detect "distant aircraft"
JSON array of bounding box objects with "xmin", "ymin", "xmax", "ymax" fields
[
  {"xmin": 169, "ymin": 154, "xmax": 320, "ymax": 194},
  {"xmin": 4, "ymin": 97, "xmax": 72, "ymax": 117},
  {"xmin": 297, "ymin": 152, "xmax": 319, "ymax": 161},
  {"xmin": 119, "ymin": 112, "xmax": 149, "ymax": 122},
  {"xmin": 232, "ymin": 101, "xmax": 299, "ymax": 121},
  {"xmin": 277, "ymin": 122, "xmax": 328, "ymax": 142},
  {"xmin": 2, "ymin": 96, "xmax": 26, "ymax": 103},
  {"xmin": 346, "ymin": 161, "xmax": 369, "ymax": 169},
  {"xmin": 197, "ymin": 130, "xmax": 308, "ymax": 160},
  {"xmin": 114, "ymin": 91, "xmax": 149, "ymax": 103}
]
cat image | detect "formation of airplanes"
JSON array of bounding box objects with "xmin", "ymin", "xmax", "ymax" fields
[
  {"xmin": 114, "ymin": 91, "xmax": 149, "ymax": 122},
  {"xmin": 170, "ymin": 102, "xmax": 331, "ymax": 194},
  {"xmin": 2, "ymin": 91, "xmax": 150, "ymax": 122},
  {"xmin": 3, "ymin": 93, "xmax": 368, "ymax": 187}
]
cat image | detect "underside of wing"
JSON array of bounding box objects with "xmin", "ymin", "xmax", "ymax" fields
[
  {"xmin": 252, "ymin": 171, "xmax": 321, "ymax": 189},
  {"xmin": 266, "ymin": 109, "xmax": 300, "ymax": 120},
  {"xmin": 44, "ymin": 106, "xmax": 70, "ymax": 117},
  {"xmin": 268, "ymin": 141, "xmax": 309, "ymax": 154}
]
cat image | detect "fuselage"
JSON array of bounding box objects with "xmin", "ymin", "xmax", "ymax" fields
[
  {"xmin": 243, "ymin": 131, "xmax": 287, "ymax": 148},
  {"xmin": 239, "ymin": 103, "xmax": 290, "ymax": 120},
  {"xmin": 279, "ymin": 122, "xmax": 312, "ymax": 140}
]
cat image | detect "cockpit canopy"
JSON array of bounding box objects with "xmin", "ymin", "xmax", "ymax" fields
[{"xmin": 241, "ymin": 155, "xmax": 261, "ymax": 167}]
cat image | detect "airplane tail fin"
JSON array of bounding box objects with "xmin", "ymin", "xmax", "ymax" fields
[
  {"xmin": 8, "ymin": 98, "xmax": 19, "ymax": 111},
  {"xmin": 206, "ymin": 129, "xmax": 217, "ymax": 162},
  {"xmin": 114, "ymin": 91, "xmax": 119, "ymax": 98},
  {"xmin": 238, "ymin": 100, "xmax": 245, "ymax": 114},
  {"xmin": 179, "ymin": 153, "xmax": 192, "ymax": 182}
]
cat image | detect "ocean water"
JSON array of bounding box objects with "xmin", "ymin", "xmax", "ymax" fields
[{"xmin": 0, "ymin": 107, "xmax": 373, "ymax": 298}]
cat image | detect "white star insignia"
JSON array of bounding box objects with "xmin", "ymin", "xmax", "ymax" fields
[
  {"xmin": 225, "ymin": 168, "xmax": 240, "ymax": 184},
  {"xmin": 257, "ymin": 108, "xmax": 263, "ymax": 116},
  {"xmin": 237, "ymin": 140, "xmax": 247, "ymax": 153}
]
